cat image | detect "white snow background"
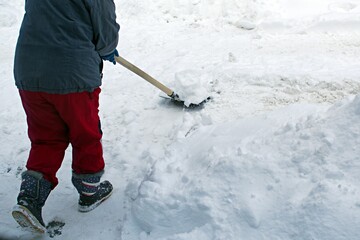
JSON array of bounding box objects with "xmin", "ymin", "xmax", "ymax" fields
[{"xmin": 1, "ymin": 0, "xmax": 360, "ymax": 239}]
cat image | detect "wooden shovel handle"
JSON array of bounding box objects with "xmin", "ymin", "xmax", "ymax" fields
[{"xmin": 115, "ymin": 56, "xmax": 174, "ymax": 96}]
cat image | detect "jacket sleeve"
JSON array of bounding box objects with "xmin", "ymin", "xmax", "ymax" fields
[{"xmin": 86, "ymin": 0, "xmax": 120, "ymax": 56}]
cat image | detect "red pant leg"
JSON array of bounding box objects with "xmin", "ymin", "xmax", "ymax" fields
[
  {"xmin": 19, "ymin": 91, "xmax": 69, "ymax": 187},
  {"xmin": 49, "ymin": 88, "xmax": 105, "ymax": 175}
]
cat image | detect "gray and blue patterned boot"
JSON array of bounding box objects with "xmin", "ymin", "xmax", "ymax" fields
[
  {"xmin": 12, "ymin": 170, "xmax": 52, "ymax": 233},
  {"xmin": 72, "ymin": 171, "xmax": 113, "ymax": 212}
]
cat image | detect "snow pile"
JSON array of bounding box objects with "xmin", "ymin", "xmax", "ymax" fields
[
  {"xmin": 259, "ymin": 0, "xmax": 360, "ymax": 32},
  {"xmin": 171, "ymin": 70, "xmax": 212, "ymax": 107},
  {"xmin": 118, "ymin": 0, "xmax": 272, "ymax": 25},
  {"xmin": 124, "ymin": 95, "xmax": 360, "ymax": 240},
  {"xmin": 118, "ymin": 0, "xmax": 360, "ymax": 31}
]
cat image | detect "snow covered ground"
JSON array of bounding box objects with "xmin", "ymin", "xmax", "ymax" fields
[{"xmin": 1, "ymin": 0, "xmax": 360, "ymax": 239}]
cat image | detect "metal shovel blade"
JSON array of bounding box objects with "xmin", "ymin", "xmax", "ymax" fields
[{"xmin": 164, "ymin": 92, "xmax": 211, "ymax": 108}]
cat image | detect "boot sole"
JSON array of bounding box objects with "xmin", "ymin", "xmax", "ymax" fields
[
  {"xmin": 12, "ymin": 205, "xmax": 46, "ymax": 234},
  {"xmin": 78, "ymin": 188, "xmax": 113, "ymax": 212}
]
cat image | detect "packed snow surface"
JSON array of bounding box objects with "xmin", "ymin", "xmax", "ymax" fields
[{"xmin": 1, "ymin": 0, "xmax": 360, "ymax": 239}]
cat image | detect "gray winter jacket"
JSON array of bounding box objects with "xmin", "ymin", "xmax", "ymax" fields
[{"xmin": 14, "ymin": 0, "xmax": 120, "ymax": 94}]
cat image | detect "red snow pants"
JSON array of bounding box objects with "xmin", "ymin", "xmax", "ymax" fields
[{"xmin": 19, "ymin": 88, "xmax": 105, "ymax": 188}]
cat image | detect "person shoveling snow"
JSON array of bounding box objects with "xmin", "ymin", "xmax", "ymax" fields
[{"xmin": 12, "ymin": 0, "xmax": 119, "ymax": 233}]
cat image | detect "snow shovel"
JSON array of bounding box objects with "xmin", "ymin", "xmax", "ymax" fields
[{"xmin": 115, "ymin": 56, "xmax": 209, "ymax": 107}]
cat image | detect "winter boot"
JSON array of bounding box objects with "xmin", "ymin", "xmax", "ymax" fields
[
  {"xmin": 12, "ymin": 170, "xmax": 52, "ymax": 233},
  {"xmin": 71, "ymin": 171, "xmax": 113, "ymax": 212}
]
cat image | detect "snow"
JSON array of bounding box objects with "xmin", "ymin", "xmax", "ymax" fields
[
  {"xmin": 1, "ymin": 0, "xmax": 360, "ymax": 239},
  {"xmin": 172, "ymin": 70, "xmax": 212, "ymax": 106}
]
